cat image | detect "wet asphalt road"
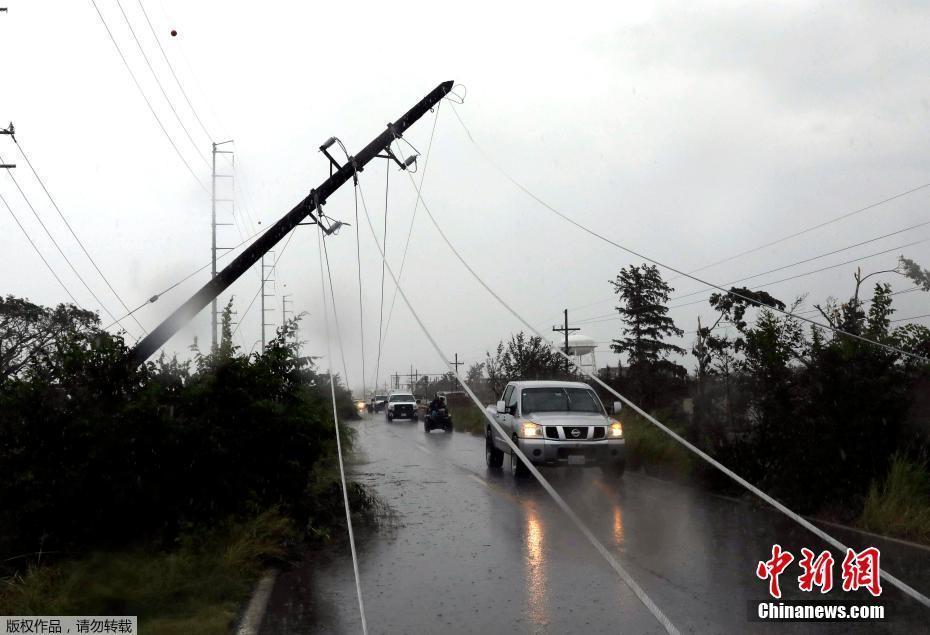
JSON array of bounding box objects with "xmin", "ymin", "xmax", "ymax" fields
[{"xmin": 262, "ymin": 413, "xmax": 930, "ymax": 634}]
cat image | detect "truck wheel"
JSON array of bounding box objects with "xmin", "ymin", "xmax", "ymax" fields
[
  {"xmin": 423, "ymin": 420, "xmax": 430, "ymax": 433},
  {"xmin": 486, "ymin": 431, "xmax": 504, "ymax": 469},
  {"xmin": 510, "ymin": 438, "xmax": 530, "ymax": 478}
]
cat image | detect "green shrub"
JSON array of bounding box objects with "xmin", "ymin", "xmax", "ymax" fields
[{"xmin": 859, "ymin": 454, "xmax": 930, "ymax": 544}]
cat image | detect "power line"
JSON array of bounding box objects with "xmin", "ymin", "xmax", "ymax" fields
[
  {"xmin": 2, "ymin": 157, "xmax": 126, "ymax": 330},
  {"xmin": 891, "ymin": 313, "xmax": 930, "ymax": 324},
  {"xmin": 392, "ymin": 138, "xmax": 930, "ymax": 610},
  {"xmin": 134, "ymin": 0, "xmax": 213, "ymax": 142},
  {"xmin": 87, "ymin": 0, "xmax": 208, "ymax": 192},
  {"xmin": 0, "ymin": 190, "xmax": 82, "ymax": 307},
  {"xmin": 13, "ymin": 137, "xmax": 148, "ymax": 335},
  {"xmin": 450, "ymin": 106, "xmax": 928, "ymax": 363}
]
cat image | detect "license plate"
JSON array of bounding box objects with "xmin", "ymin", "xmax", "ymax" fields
[{"xmin": 568, "ymin": 455, "xmax": 586, "ymax": 465}]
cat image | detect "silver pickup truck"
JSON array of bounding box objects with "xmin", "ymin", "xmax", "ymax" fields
[{"xmin": 485, "ymin": 380, "xmax": 625, "ymax": 477}]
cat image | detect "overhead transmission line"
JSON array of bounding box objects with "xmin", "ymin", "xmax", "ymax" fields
[
  {"xmin": 111, "ymin": 0, "xmax": 210, "ymax": 166},
  {"xmin": 390, "ymin": 135, "xmax": 930, "ymax": 610},
  {"xmin": 87, "ymin": 0, "xmax": 208, "ymax": 192},
  {"xmin": 1, "ymin": 191, "xmax": 82, "ymax": 307},
  {"xmin": 2, "ymin": 155, "xmax": 129, "ymax": 331},
  {"xmin": 134, "ymin": 0, "xmax": 212, "ymax": 141},
  {"xmin": 103, "ymin": 221, "xmax": 273, "ymax": 330},
  {"xmin": 571, "ymin": 232, "xmax": 930, "ymax": 325},
  {"xmin": 13, "ymin": 137, "xmax": 148, "ymax": 335},
  {"xmin": 449, "ymin": 106, "xmax": 929, "ymax": 363}
]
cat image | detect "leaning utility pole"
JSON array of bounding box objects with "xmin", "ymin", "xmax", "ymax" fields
[
  {"xmin": 129, "ymin": 81, "xmax": 453, "ymax": 365},
  {"xmin": 553, "ymin": 309, "xmax": 580, "ymax": 374}
]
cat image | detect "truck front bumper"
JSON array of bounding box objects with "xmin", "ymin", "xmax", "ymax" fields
[{"xmin": 516, "ymin": 437, "xmax": 626, "ymax": 466}]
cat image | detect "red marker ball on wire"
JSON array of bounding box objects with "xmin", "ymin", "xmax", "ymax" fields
[{"xmin": 170, "ymin": 29, "xmax": 177, "ymax": 37}]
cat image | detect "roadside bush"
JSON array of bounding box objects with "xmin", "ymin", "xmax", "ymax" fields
[
  {"xmin": 0, "ymin": 302, "xmax": 362, "ymax": 573},
  {"xmin": 859, "ymin": 454, "xmax": 930, "ymax": 543}
]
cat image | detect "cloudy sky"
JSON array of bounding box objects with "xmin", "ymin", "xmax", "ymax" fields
[{"xmin": 2, "ymin": 0, "xmax": 928, "ymax": 395}]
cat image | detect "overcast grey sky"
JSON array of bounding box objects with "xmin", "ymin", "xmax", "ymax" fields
[{"xmin": 2, "ymin": 0, "xmax": 928, "ymax": 395}]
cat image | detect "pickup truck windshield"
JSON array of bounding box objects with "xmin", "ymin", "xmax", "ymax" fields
[
  {"xmin": 521, "ymin": 387, "xmax": 604, "ymax": 414},
  {"xmin": 389, "ymin": 394, "xmax": 414, "ymax": 402}
]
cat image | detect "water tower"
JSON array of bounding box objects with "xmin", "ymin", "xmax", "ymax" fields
[{"xmin": 563, "ymin": 333, "xmax": 597, "ymax": 373}]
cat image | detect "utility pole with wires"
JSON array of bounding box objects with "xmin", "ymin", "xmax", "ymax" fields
[
  {"xmin": 282, "ymin": 294, "xmax": 293, "ymax": 329},
  {"xmin": 553, "ymin": 309, "xmax": 580, "ymax": 374},
  {"xmin": 211, "ymin": 140, "xmax": 235, "ymax": 349},
  {"xmin": 449, "ymin": 353, "xmax": 464, "ymax": 388},
  {"xmin": 261, "ymin": 252, "xmax": 276, "ymax": 352}
]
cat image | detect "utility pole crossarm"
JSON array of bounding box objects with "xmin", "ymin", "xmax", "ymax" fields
[{"xmin": 129, "ymin": 81, "xmax": 453, "ymax": 365}]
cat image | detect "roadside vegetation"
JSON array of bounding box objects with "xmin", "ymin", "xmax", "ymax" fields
[
  {"xmin": 466, "ymin": 257, "xmax": 930, "ymax": 543},
  {"xmin": 0, "ymin": 298, "xmax": 371, "ymax": 632}
]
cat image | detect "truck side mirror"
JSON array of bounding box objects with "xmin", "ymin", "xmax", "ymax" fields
[
  {"xmin": 496, "ymin": 400, "xmax": 506, "ymax": 414},
  {"xmin": 613, "ymin": 401, "xmax": 622, "ymax": 413}
]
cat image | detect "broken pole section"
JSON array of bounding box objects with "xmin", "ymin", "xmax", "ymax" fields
[{"xmin": 129, "ymin": 80, "xmax": 453, "ymax": 365}]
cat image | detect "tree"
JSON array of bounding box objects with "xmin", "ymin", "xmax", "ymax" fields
[{"xmin": 610, "ymin": 264, "xmax": 686, "ymax": 407}]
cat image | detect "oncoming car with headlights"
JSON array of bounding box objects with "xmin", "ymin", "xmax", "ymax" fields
[{"xmin": 485, "ymin": 381, "xmax": 625, "ymax": 477}]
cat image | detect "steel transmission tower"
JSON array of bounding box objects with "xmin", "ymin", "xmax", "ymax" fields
[{"xmin": 211, "ymin": 140, "xmax": 235, "ymax": 349}]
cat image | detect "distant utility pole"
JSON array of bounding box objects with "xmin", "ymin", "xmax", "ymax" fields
[
  {"xmin": 211, "ymin": 140, "xmax": 234, "ymax": 349},
  {"xmin": 553, "ymin": 309, "xmax": 580, "ymax": 373},
  {"xmin": 281, "ymin": 294, "xmax": 293, "ymax": 329},
  {"xmin": 449, "ymin": 353, "xmax": 464, "ymax": 389},
  {"xmin": 1, "ymin": 122, "xmax": 14, "ymax": 169},
  {"xmin": 261, "ymin": 251, "xmax": 276, "ymax": 352}
]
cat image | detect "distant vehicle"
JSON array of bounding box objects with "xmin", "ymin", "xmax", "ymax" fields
[
  {"xmin": 485, "ymin": 380, "xmax": 625, "ymax": 477},
  {"xmin": 386, "ymin": 391, "xmax": 417, "ymax": 421},
  {"xmin": 423, "ymin": 396, "xmax": 453, "ymax": 433},
  {"xmin": 371, "ymin": 394, "xmax": 388, "ymax": 413}
]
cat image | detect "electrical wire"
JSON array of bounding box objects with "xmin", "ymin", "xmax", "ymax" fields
[
  {"xmin": 102, "ymin": 222, "xmax": 274, "ymax": 330},
  {"xmin": 890, "ymin": 313, "xmax": 930, "ymax": 324},
  {"xmin": 13, "ymin": 137, "xmax": 148, "ymax": 335},
  {"xmin": 449, "ymin": 106, "xmax": 928, "ymax": 363},
  {"xmin": 1, "ymin": 191, "xmax": 82, "ymax": 307},
  {"xmin": 355, "ymin": 179, "xmax": 679, "ymax": 635},
  {"xmin": 112, "ymin": 0, "xmax": 210, "ymax": 166},
  {"xmin": 320, "ymin": 231, "xmax": 352, "ymax": 387},
  {"xmin": 2, "ymin": 156, "xmax": 126, "ymax": 330},
  {"xmin": 373, "ymin": 164, "xmax": 389, "ymax": 392},
  {"xmin": 353, "ymin": 184, "xmax": 367, "ymax": 397},
  {"xmin": 377, "ymin": 104, "xmax": 442, "ymax": 386},
  {"xmin": 134, "ymin": 0, "xmax": 213, "ymax": 141},
  {"xmin": 87, "ymin": 0, "xmax": 208, "ymax": 192},
  {"xmin": 569, "ymin": 219, "xmax": 930, "ymax": 321},
  {"xmin": 396, "ymin": 148, "xmax": 930, "ymax": 610},
  {"xmin": 316, "ymin": 224, "xmax": 368, "ymax": 635}
]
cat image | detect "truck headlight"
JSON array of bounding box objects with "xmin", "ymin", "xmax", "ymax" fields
[
  {"xmin": 521, "ymin": 421, "xmax": 542, "ymax": 437},
  {"xmin": 610, "ymin": 421, "xmax": 623, "ymax": 438}
]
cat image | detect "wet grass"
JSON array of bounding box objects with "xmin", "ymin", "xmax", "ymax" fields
[
  {"xmin": 453, "ymin": 403, "xmax": 492, "ymax": 435},
  {"xmin": 859, "ymin": 454, "xmax": 930, "ymax": 545},
  {"xmin": 0, "ymin": 510, "xmax": 296, "ymax": 634},
  {"xmin": 620, "ymin": 411, "xmax": 695, "ymax": 478}
]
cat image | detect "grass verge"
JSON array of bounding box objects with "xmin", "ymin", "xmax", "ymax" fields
[
  {"xmin": 453, "ymin": 403, "xmax": 490, "ymax": 435},
  {"xmin": 0, "ymin": 509, "xmax": 295, "ymax": 634},
  {"xmin": 859, "ymin": 454, "xmax": 930, "ymax": 544},
  {"xmin": 621, "ymin": 411, "xmax": 695, "ymax": 478}
]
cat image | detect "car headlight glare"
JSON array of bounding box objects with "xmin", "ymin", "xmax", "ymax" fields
[
  {"xmin": 610, "ymin": 420, "xmax": 623, "ymax": 437},
  {"xmin": 521, "ymin": 421, "xmax": 542, "ymax": 437}
]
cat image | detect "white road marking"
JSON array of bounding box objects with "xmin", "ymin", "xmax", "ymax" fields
[
  {"xmin": 468, "ymin": 474, "xmax": 488, "ymax": 487},
  {"xmin": 235, "ymin": 569, "xmax": 278, "ymax": 635},
  {"xmin": 416, "ymin": 444, "xmax": 431, "ymax": 455}
]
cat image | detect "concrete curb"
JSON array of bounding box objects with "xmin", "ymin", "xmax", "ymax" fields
[{"xmin": 235, "ymin": 569, "xmax": 278, "ymax": 635}]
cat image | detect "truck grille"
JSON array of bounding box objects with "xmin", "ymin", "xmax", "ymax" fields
[
  {"xmin": 592, "ymin": 427, "xmax": 605, "ymax": 439},
  {"xmin": 562, "ymin": 426, "xmax": 588, "ymax": 439}
]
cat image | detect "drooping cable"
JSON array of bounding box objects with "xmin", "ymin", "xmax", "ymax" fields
[
  {"xmin": 102, "ymin": 222, "xmax": 274, "ymax": 330},
  {"xmin": 449, "ymin": 106, "xmax": 928, "ymax": 363},
  {"xmin": 2, "ymin": 156, "xmax": 126, "ymax": 331},
  {"xmin": 320, "ymin": 231, "xmax": 352, "ymax": 387},
  {"xmin": 112, "ymin": 0, "xmax": 210, "ymax": 166},
  {"xmin": 372, "ymin": 164, "xmax": 389, "ymax": 393},
  {"xmin": 377, "ymin": 104, "xmax": 442, "ymax": 386},
  {"xmin": 14, "ymin": 138, "xmax": 148, "ymax": 335},
  {"xmin": 352, "ymin": 184, "xmax": 367, "ymax": 397},
  {"xmin": 1, "ymin": 191, "xmax": 82, "ymax": 307},
  {"xmin": 398, "ymin": 162, "xmax": 930, "ymax": 610},
  {"xmin": 316, "ymin": 224, "xmax": 368, "ymax": 635},
  {"xmin": 134, "ymin": 0, "xmax": 213, "ymax": 141},
  {"xmin": 87, "ymin": 0, "xmax": 208, "ymax": 192},
  {"xmin": 355, "ymin": 182, "xmax": 679, "ymax": 634}
]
